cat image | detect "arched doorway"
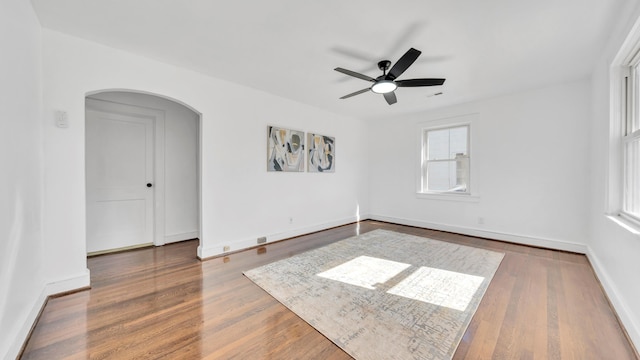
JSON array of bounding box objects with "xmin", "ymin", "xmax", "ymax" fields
[{"xmin": 85, "ymin": 90, "xmax": 201, "ymax": 255}]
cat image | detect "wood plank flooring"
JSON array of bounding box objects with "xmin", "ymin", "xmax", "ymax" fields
[{"xmin": 21, "ymin": 221, "xmax": 638, "ymax": 359}]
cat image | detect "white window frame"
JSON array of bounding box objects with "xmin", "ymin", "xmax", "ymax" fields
[
  {"xmin": 416, "ymin": 114, "xmax": 479, "ymax": 202},
  {"xmin": 609, "ymin": 20, "xmax": 640, "ymax": 232}
]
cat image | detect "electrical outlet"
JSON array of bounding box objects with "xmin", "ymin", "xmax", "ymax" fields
[
  {"xmin": 257, "ymin": 236, "xmax": 267, "ymax": 244},
  {"xmin": 223, "ymin": 245, "xmax": 230, "ymax": 252}
]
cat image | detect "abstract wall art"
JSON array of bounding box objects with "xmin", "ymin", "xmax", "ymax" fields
[
  {"xmin": 307, "ymin": 133, "xmax": 335, "ymax": 173},
  {"xmin": 267, "ymin": 125, "xmax": 305, "ymax": 172}
]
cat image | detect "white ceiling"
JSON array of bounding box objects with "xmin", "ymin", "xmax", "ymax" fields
[{"xmin": 31, "ymin": 0, "xmax": 625, "ymax": 119}]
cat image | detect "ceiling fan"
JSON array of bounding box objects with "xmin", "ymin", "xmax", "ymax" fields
[{"xmin": 334, "ymin": 47, "xmax": 445, "ymax": 105}]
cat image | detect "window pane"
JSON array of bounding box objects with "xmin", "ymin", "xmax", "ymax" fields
[
  {"xmin": 426, "ymin": 129, "xmax": 450, "ymax": 160},
  {"xmin": 624, "ymin": 138, "xmax": 640, "ymax": 217},
  {"xmin": 632, "ymin": 64, "xmax": 640, "ymax": 133},
  {"xmin": 449, "ymin": 126, "xmax": 468, "ymax": 156},
  {"xmin": 427, "ymin": 126, "xmax": 468, "ymax": 161},
  {"xmin": 427, "ymin": 161, "xmax": 455, "ymax": 191}
]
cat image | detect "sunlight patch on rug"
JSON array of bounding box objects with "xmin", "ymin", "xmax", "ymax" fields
[
  {"xmin": 317, "ymin": 255, "xmax": 411, "ymax": 290},
  {"xmin": 387, "ymin": 267, "xmax": 484, "ymax": 311},
  {"xmin": 244, "ymin": 229, "xmax": 504, "ymax": 360}
]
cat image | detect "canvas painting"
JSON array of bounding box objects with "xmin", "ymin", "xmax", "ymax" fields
[
  {"xmin": 267, "ymin": 126, "xmax": 305, "ymax": 172},
  {"xmin": 307, "ymin": 133, "xmax": 335, "ymax": 172}
]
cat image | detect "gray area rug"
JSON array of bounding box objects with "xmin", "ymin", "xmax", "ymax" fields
[{"xmin": 244, "ymin": 229, "xmax": 504, "ymax": 360}]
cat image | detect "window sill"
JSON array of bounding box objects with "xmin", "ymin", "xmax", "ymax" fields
[
  {"xmin": 606, "ymin": 214, "xmax": 640, "ymax": 236},
  {"xmin": 416, "ymin": 192, "xmax": 480, "ymax": 203}
]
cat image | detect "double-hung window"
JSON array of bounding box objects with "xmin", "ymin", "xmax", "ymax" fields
[
  {"xmin": 421, "ymin": 124, "xmax": 470, "ymax": 194},
  {"xmin": 612, "ymin": 26, "xmax": 640, "ymax": 230}
]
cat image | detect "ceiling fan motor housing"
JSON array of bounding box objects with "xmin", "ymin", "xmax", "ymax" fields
[{"xmin": 378, "ymin": 60, "xmax": 392, "ymax": 72}]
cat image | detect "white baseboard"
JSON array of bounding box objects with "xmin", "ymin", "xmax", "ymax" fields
[
  {"xmin": 164, "ymin": 231, "xmax": 199, "ymax": 244},
  {"xmin": 44, "ymin": 269, "xmax": 91, "ymax": 295},
  {"xmin": 586, "ymin": 247, "xmax": 640, "ymax": 352},
  {"xmin": 369, "ymin": 214, "xmax": 588, "ymax": 254},
  {"xmin": 197, "ymin": 216, "xmax": 361, "ymax": 259},
  {"xmin": 6, "ymin": 269, "xmax": 90, "ymax": 360},
  {"xmin": 197, "ymin": 213, "xmax": 587, "ymax": 259}
]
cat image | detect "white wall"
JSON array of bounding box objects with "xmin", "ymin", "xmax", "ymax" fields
[
  {"xmin": 588, "ymin": 0, "xmax": 640, "ymax": 348},
  {"xmin": 15, "ymin": 4, "xmax": 636, "ymax": 356},
  {"xmin": 89, "ymin": 92, "xmax": 200, "ymax": 245},
  {"xmin": 41, "ymin": 29, "xmax": 369, "ymax": 273},
  {"xmin": 0, "ymin": 1, "xmax": 46, "ymax": 359},
  {"xmin": 368, "ymin": 79, "xmax": 592, "ymax": 252}
]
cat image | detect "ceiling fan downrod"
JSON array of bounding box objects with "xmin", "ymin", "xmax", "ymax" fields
[{"xmin": 377, "ymin": 60, "xmax": 391, "ymax": 75}]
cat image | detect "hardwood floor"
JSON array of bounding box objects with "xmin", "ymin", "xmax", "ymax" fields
[{"xmin": 21, "ymin": 221, "xmax": 638, "ymax": 359}]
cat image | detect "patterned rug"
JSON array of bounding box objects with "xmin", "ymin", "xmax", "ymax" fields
[{"xmin": 244, "ymin": 229, "xmax": 504, "ymax": 360}]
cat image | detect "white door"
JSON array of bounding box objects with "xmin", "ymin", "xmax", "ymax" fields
[{"xmin": 86, "ymin": 109, "xmax": 154, "ymax": 253}]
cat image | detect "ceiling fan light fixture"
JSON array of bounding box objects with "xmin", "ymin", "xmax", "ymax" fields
[{"xmin": 371, "ymin": 80, "xmax": 397, "ymax": 94}]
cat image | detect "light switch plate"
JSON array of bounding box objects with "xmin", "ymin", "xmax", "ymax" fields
[{"xmin": 55, "ymin": 111, "xmax": 68, "ymax": 128}]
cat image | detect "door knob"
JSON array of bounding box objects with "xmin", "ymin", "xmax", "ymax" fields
[{"xmin": 146, "ymin": 183, "xmax": 153, "ymax": 188}]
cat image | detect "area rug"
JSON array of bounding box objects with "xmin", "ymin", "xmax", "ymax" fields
[{"xmin": 244, "ymin": 229, "xmax": 504, "ymax": 360}]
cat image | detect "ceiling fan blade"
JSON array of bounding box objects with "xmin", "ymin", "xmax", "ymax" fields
[
  {"xmin": 383, "ymin": 92, "xmax": 397, "ymax": 105},
  {"xmin": 340, "ymin": 88, "xmax": 371, "ymax": 99},
  {"xmin": 386, "ymin": 48, "xmax": 421, "ymax": 80},
  {"xmin": 395, "ymin": 78, "xmax": 446, "ymax": 87},
  {"xmin": 385, "ymin": 23, "xmax": 424, "ymax": 61},
  {"xmin": 334, "ymin": 68, "xmax": 376, "ymax": 82}
]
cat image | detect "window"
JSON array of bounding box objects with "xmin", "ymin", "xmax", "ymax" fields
[
  {"xmin": 611, "ymin": 24, "xmax": 640, "ymax": 229},
  {"xmin": 623, "ymin": 61, "xmax": 640, "ymax": 222},
  {"xmin": 421, "ymin": 125, "xmax": 470, "ymax": 194}
]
